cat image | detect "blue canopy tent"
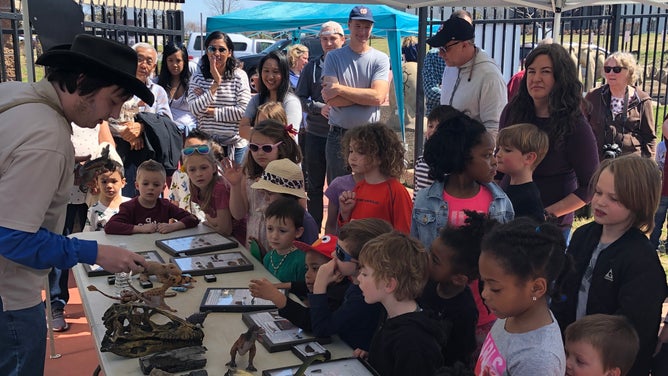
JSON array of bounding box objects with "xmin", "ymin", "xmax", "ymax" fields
[{"xmin": 206, "ymin": 2, "xmax": 422, "ymax": 142}]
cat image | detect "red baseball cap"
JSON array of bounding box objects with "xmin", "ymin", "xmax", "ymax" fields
[{"xmin": 294, "ymin": 235, "xmax": 338, "ymax": 259}]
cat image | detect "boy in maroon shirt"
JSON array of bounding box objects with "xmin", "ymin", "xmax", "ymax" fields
[{"xmin": 105, "ymin": 160, "xmax": 199, "ymax": 234}]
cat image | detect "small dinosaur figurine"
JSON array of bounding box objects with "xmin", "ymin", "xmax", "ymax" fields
[
  {"xmin": 87, "ymin": 274, "xmax": 182, "ymax": 312},
  {"xmin": 185, "ymin": 311, "xmax": 210, "ymax": 328},
  {"xmin": 225, "ymin": 325, "xmax": 263, "ymax": 372}
]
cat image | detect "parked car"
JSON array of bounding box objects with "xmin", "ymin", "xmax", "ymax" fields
[
  {"xmin": 187, "ymin": 32, "xmax": 274, "ymax": 65},
  {"xmin": 237, "ymin": 37, "xmax": 334, "ymax": 82}
]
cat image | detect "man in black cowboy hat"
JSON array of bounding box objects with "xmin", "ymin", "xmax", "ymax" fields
[{"xmin": 0, "ymin": 33, "xmax": 151, "ymax": 375}]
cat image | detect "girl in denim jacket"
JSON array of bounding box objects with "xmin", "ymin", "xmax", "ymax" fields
[{"xmin": 411, "ymin": 106, "xmax": 514, "ymax": 357}]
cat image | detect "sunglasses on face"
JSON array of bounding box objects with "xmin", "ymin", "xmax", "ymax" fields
[
  {"xmin": 182, "ymin": 144, "xmax": 210, "ymax": 156},
  {"xmin": 604, "ymin": 66, "xmax": 626, "ymax": 74},
  {"xmin": 207, "ymin": 46, "xmax": 228, "ymax": 53},
  {"xmin": 335, "ymin": 243, "xmax": 354, "ymax": 262},
  {"xmin": 249, "ymin": 141, "xmax": 283, "ymax": 153}
]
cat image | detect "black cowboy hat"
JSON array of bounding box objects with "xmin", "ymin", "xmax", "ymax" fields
[{"xmin": 36, "ymin": 34, "xmax": 154, "ymax": 106}]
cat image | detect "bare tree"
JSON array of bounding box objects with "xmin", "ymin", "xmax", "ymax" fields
[{"xmin": 206, "ymin": 0, "xmax": 239, "ymax": 15}]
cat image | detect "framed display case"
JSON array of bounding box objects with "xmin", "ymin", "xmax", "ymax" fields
[
  {"xmin": 83, "ymin": 250, "xmax": 164, "ymax": 277},
  {"xmin": 155, "ymin": 232, "xmax": 238, "ymax": 256},
  {"xmin": 262, "ymin": 357, "xmax": 379, "ymax": 376},
  {"xmin": 199, "ymin": 288, "xmax": 284, "ymax": 313},
  {"xmin": 170, "ymin": 251, "xmax": 253, "ymax": 276},
  {"xmin": 241, "ymin": 310, "xmax": 330, "ymax": 353},
  {"xmin": 291, "ymin": 341, "xmax": 331, "ymax": 362}
]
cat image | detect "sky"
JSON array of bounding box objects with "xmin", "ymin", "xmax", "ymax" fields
[{"xmin": 181, "ymin": 0, "xmax": 266, "ymax": 24}]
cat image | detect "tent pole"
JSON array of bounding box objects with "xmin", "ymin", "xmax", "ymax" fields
[
  {"xmin": 414, "ymin": 6, "xmax": 427, "ymax": 163},
  {"xmin": 553, "ymin": 8, "xmax": 561, "ymax": 43}
]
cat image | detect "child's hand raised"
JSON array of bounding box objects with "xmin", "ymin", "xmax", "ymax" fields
[
  {"xmin": 339, "ymin": 190, "xmax": 356, "ymax": 221},
  {"xmin": 249, "ymin": 278, "xmax": 287, "ymax": 308},
  {"xmin": 221, "ymin": 157, "xmax": 244, "ymax": 186},
  {"xmin": 313, "ymin": 259, "xmax": 342, "ymax": 294}
]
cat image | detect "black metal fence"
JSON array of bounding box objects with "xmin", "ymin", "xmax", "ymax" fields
[
  {"xmin": 0, "ymin": 0, "xmax": 184, "ymax": 82},
  {"xmin": 424, "ymin": 5, "xmax": 668, "ymax": 121}
]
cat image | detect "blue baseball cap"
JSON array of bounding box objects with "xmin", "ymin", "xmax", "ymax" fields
[{"xmin": 349, "ymin": 5, "xmax": 374, "ymax": 23}]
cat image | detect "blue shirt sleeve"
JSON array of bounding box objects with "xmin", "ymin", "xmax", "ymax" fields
[{"xmin": 0, "ymin": 226, "xmax": 98, "ymax": 269}]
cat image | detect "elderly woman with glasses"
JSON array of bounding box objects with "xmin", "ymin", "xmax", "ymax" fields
[
  {"xmin": 584, "ymin": 51, "xmax": 655, "ymax": 160},
  {"xmin": 189, "ymin": 31, "xmax": 251, "ymax": 163}
]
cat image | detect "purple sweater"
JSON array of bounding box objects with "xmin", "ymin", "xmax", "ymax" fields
[
  {"xmin": 500, "ymin": 108, "xmax": 599, "ymax": 228},
  {"xmin": 105, "ymin": 197, "xmax": 200, "ymax": 235}
]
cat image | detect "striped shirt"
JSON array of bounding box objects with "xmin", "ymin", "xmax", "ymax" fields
[
  {"xmin": 188, "ymin": 68, "xmax": 251, "ymax": 144},
  {"xmin": 413, "ymin": 156, "xmax": 434, "ymax": 201}
]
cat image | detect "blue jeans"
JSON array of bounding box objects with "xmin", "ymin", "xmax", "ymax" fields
[
  {"xmin": 650, "ymin": 196, "xmax": 668, "ymax": 249},
  {"xmin": 305, "ymin": 132, "xmax": 327, "ymax": 229},
  {"xmin": 233, "ymin": 145, "xmax": 247, "ymax": 165},
  {"xmin": 325, "ymin": 126, "xmax": 349, "ymax": 184},
  {"xmin": 0, "ymin": 300, "xmax": 47, "ymax": 376}
]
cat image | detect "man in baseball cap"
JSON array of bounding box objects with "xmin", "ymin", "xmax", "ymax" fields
[
  {"xmin": 427, "ymin": 16, "xmax": 507, "ymax": 137},
  {"xmin": 321, "ymin": 5, "xmax": 390, "ymax": 183},
  {"xmin": 0, "ymin": 33, "xmax": 149, "ymax": 375}
]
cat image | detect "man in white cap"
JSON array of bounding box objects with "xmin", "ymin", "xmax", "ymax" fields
[
  {"xmin": 296, "ymin": 21, "xmax": 346, "ymax": 231},
  {"xmin": 321, "ymin": 5, "xmax": 390, "ymax": 182},
  {"xmin": 428, "ymin": 17, "xmax": 506, "ymax": 136},
  {"xmin": 0, "ymin": 34, "xmax": 150, "ymax": 375}
]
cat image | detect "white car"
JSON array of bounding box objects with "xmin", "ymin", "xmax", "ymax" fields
[{"xmin": 187, "ymin": 32, "xmax": 274, "ymax": 65}]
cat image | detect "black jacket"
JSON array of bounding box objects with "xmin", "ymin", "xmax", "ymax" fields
[
  {"xmin": 552, "ymin": 222, "xmax": 668, "ymax": 376},
  {"xmin": 277, "ymin": 279, "xmax": 350, "ymax": 332},
  {"xmin": 367, "ymin": 309, "xmax": 448, "ymax": 376}
]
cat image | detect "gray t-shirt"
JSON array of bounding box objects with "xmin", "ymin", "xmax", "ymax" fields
[
  {"xmin": 475, "ymin": 313, "xmax": 565, "ymax": 376},
  {"xmin": 576, "ymin": 242, "xmax": 610, "ymax": 319},
  {"xmin": 321, "ymin": 45, "xmax": 389, "ymax": 129}
]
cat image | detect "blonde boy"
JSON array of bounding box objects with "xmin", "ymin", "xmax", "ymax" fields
[
  {"xmin": 496, "ymin": 123, "xmax": 549, "ymax": 221},
  {"xmin": 564, "ymin": 314, "xmax": 639, "ymax": 376},
  {"xmin": 356, "ymin": 232, "xmax": 446, "ymax": 376},
  {"xmin": 84, "ymin": 160, "xmax": 130, "ymax": 232},
  {"xmin": 105, "ymin": 160, "xmax": 199, "ymax": 234}
]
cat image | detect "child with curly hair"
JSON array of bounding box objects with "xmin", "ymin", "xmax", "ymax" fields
[{"xmin": 338, "ymin": 122, "xmax": 412, "ymax": 233}]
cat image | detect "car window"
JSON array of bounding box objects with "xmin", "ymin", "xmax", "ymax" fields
[{"xmin": 233, "ymin": 42, "xmax": 248, "ymax": 52}]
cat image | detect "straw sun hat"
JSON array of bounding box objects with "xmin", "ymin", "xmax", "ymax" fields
[{"xmin": 250, "ymin": 158, "xmax": 307, "ymax": 199}]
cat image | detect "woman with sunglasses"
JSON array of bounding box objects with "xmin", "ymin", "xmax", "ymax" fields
[
  {"xmin": 239, "ymin": 51, "xmax": 303, "ymax": 141},
  {"xmin": 188, "ymin": 31, "xmax": 251, "ymax": 163},
  {"xmin": 584, "ymin": 51, "xmax": 655, "ymax": 160},
  {"xmin": 499, "ymin": 43, "xmax": 599, "ymax": 239},
  {"xmin": 157, "ymin": 43, "xmax": 197, "ymax": 137}
]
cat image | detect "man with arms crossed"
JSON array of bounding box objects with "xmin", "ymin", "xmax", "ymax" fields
[
  {"xmin": 0, "ymin": 34, "xmax": 150, "ymax": 375},
  {"xmin": 321, "ymin": 5, "xmax": 390, "ymax": 182}
]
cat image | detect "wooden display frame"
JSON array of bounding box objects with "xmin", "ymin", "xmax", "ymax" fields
[
  {"xmin": 155, "ymin": 232, "xmax": 238, "ymax": 256},
  {"xmin": 262, "ymin": 357, "xmax": 379, "ymax": 376},
  {"xmin": 199, "ymin": 288, "xmax": 284, "ymax": 313},
  {"xmin": 241, "ymin": 309, "xmax": 331, "ymax": 353},
  {"xmin": 170, "ymin": 251, "xmax": 253, "ymax": 276}
]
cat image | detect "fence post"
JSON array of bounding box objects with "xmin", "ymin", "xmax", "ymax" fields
[{"xmin": 609, "ymin": 4, "xmax": 621, "ymax": 53}]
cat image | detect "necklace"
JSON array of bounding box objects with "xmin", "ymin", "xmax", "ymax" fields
[{"xmin": 269, "ymin": 248, "xmax": 295, "ymax": 274}]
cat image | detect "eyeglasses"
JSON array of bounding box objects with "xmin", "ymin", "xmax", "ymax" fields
[
  {"xmin": 439, "ymin": 41, "xmax": 462, "ymax": 53},
  {"xmin": 604, "ymin": 66, "xmax": 627, "ymax": 74},
  {"xmin": 335, "ymin": 243, "xmax": 354, "ymax": 262},
  {"xmin": 249, "ymin": 141, "xmax": 283, "ymax": 153},
  {"xmin": 207, "ymin": 46, "xmax": 228, "ymax": 54},
  {"xmin": 137, "ymin": 56, "xmax": 155, "ymax": 66},
  {"xmin": 182, "ymin": 144, "xmax": 210, "ymax": 156}
]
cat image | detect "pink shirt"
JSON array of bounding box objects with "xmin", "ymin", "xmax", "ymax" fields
[
  {"xmin": 192, "ymin": 178, "xmax": 246, "ymax": 244},
  {"xmin": 443, "ymin": 185, "xmax": 493, "ymax": 226}
]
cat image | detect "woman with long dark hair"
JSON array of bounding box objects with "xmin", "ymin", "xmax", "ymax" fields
[
  {"xmin": 188, "ymin": 31, "xmax": 250, "ymax": 162},
  {"xmin": 157, "ymin": 42, "xmax": 196, "ymax": 135},
  {"xmin": 239, "ymin": 51, "xmax": 302, "ymax": 140},
  {"xmin": 500, "ymin": 43, "xmax": 599, "ymax": 237}
]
